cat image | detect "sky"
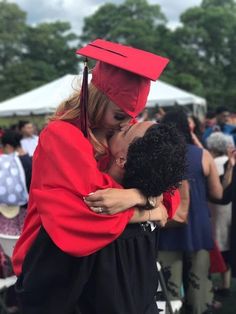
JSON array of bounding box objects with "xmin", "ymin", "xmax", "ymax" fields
[{"xmin": 9, "ymin": 0, "xmax": 202, "ymax": 33}]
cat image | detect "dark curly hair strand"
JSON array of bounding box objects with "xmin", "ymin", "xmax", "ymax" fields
[{"xmin": 123, "ymin": 123, "xmax": 187, "ymax": 197}]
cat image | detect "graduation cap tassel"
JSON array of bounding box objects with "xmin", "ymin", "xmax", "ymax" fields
[{"xmin": 79, "ymin": 58, "xmax": 89, "ymax": 138}]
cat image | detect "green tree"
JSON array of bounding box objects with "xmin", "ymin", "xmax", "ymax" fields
[
  {"xmin": 81, "ymin": 0, "xmax": 166, "ymax": 51},
  {"xmin": 24, "ymin": 22, "xmax": 78, "ymax": 77},
  {"xmin": 0, "ymin": 0, "xmax": 26, "ymax": 70},
  {"xmin": 80, "ymin": 0, "xmax": 207, "ymax": 97},
  {"xmin": 0, "ymin": 1, "xmax": 79, "ymax": 102},
  {"xmin": 170, "ymin": 0, "xmax": 236, "ymax": 110}
]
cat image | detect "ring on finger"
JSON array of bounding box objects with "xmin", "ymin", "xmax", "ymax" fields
[{"xmin": 97, "ymin": 207, "xmax": 103, "ymax": 213}]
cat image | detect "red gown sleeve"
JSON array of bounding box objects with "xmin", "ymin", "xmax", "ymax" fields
[
  {"xmin": 163, "ymin": 189, "xmax": 181, "ymax": 219},
  {"xmin": 32, "ymin": 120, "xmax": 134, "ymax": 256}
]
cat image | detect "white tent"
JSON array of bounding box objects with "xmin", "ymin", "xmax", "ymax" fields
[
  {"xmin": 0, "ymin": 74, "xmax": 207, "ymax": 118},
  {"xmin": 148, "ymin": 80, "xmax": 207, "ymax": 119},
  {"xmin": 0, "ymin": 75, "xmax": 80, "ymax": 117}
]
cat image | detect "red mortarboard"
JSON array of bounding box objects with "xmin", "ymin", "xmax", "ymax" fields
[{"xmin": 76, "ymin": 39, "xmax": 169, "ymax": 135}]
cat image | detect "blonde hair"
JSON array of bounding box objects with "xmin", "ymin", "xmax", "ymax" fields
[{"xmin": 51, "ymin": 82, "xmax": 111, "ymax": 158}]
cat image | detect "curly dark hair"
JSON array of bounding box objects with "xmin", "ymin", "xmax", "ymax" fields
[{"xmin": 122, "ymin": 123, "xmax": 187, "ymax": 197}]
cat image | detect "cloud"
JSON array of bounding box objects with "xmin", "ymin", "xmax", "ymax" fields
[
  {"xmin": 9, "ymin": 0, "xmax": 202, "ymax": 33},
  {"xmin": 9, "ymin": 0, "xmax": 100, "ymax": 33},
  {"xmin": 156, "ymin": 0, "xmax": 201, "ymax": 22}
]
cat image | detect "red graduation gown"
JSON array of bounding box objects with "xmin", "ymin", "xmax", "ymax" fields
[{"xmin": 12, "ymin": 120, "xmax": 134, "ymax": 276}]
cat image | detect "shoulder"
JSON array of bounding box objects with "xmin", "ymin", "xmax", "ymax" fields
[
  {"xmin": 42, "ymin": 120, "xmax": 83, "ymax": 139},
  {"xmin": 202, "ymin": 148, "xmax": 216, "ymax": 175},
  {"xmin": 45, "ymin": 120, "xmax": 79, "ymax": 132},
  {"xmin": 225, "ymin": 124, "xmax": 235, "ymax": 130},
  {"xmin": 40, "ymin": 120, "xmax": 92, "ymax": 153},
  {"xmin": 221, "ymin": 124, "xmax": 235, "ymax": 137},
  {"xmin": 203, "ymin": 127, "xmax": 213, "ymax": 136},
  {"xmin": 202, "ymin": 148, "xmax": 212, "ymax": 161}
]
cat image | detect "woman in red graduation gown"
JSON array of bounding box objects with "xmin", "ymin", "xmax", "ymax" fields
[{"xmin": 13, "ymin": 39, "xmax": 173, "ymax": 314}]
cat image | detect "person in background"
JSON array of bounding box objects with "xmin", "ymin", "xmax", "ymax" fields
[
  {"xmin": 18, "ymin": 120, "xmax": 39, "ymax": 157},
  {"xmin": 188, "ymin": 115, "xmax": 204, "ymax": 143},
  {"xmin": 204, "ymin": 111, "xmax": 216, "ymax": 129},
  {"xmin": 203, "ymin": 106, "xmax": 236, "ymax": 145},
  {"xmin": 188, "ymin": 115, "xmax": 204, "ymax": 149},
  {"xmin": 0, "ymin": 129, "xmax": 32, "ymax": 314},
  {"xmin": 158, "ymin": 109, "xmax": 223, "ymax": 314},
  {"xmin": 137, "ymin": 108, "xmax": 150, "ymax": 122},
  {"xmin": 154, "ymin": 106, "xmax": 165, "ymax": 123},
  {"xmin": 0, "ymin": 130, "xmax": 32, "ymax": 235},
  {"xmin": 0, "ymin": 127, "xmax": 4, "ymax": 139},
  {"xmin": 0, "ymin": 127, "xmax": 4, "ymax": 155},
  {"xmin": 230, "ymin": 160, "xmax": 236, "ymax": 280},
  {"xmin": 207, "ymin": 132, "xmax": 235, "ymax": 297}
]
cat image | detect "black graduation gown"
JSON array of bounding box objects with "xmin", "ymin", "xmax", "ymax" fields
[{"xmin": 15, "ymin": 224, "xmax": 159, "ymax": 314}]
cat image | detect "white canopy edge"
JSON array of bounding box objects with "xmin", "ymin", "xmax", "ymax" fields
[{"xmin": 0, "ymin": 74, "xmax": 207, "ymax": 117}]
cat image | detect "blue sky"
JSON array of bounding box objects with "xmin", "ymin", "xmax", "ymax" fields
[{"xmin": 9, "ymin": 0, "xmax": 202, "ymax": 33}]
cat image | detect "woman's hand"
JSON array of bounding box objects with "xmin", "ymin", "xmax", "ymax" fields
[
  {"xmin": 130, "ymin": 202, "xmax": 168, "ymax": 227},
  {"xmin": 84, "ymin": 188, "xmax": 147, "ymax": 215},
  {"xmin": 222, "ymin": 147, "xmax": 236, "ymax": 189},
  {"xmin": 151, "ymin": 203, "xmax": 168, "ymax": 227}
]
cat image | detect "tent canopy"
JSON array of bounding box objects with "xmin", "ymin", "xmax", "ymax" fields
[{"xmin": 0, "ymin": 74, "xmax": 207, "ymax": 117}]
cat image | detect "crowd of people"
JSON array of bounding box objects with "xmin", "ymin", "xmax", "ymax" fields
[
  {"xmin": 0, "ymin": 39, "xmax": 235, "ymax": 314},
  {"xmin": 138, "ymin": 105, "xmax": 236, "ymax": 313},
  {"xmin": 0, "ymin": 120, "xmax": 37, "ymax": 236}
]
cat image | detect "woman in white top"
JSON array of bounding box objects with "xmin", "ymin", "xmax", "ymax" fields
[{"xmin": 207, "ymin": 132, "xmax": 235, "ymax": 295}]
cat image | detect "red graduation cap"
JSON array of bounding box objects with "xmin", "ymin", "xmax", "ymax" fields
[{"xmin": 76, "ymin": 39, "xmax": 169, "ymax": 136}]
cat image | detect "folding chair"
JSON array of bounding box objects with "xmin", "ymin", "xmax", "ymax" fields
[{"xmin": 0, "ymin": 234, "xmax": 19, "ymax": 314}]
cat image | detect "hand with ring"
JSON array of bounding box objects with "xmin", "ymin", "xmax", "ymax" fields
[
  {"xmin": 92, "ymin": 206, "xmax": 104, "ymax": 214},
  {"xmin": 84, "ymin": 188, "xmax": 146, "ymax": 215}
]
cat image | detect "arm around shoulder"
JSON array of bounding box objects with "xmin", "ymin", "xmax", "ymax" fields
[{"xmin": 33, "ymin": 121, "xmax": 134, "ymax": 256}]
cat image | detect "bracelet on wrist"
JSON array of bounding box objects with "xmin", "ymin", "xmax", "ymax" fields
[
  {"xmin": 145, "ymin": 196, "xmax": 156, "ymax": 209},
  {"xmin": 139, "ymin": 196, "xmax": 156, "ymax": 210}
]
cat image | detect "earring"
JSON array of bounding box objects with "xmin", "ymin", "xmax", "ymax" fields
[{"xmin": 115, "ymin": 157, "xmax": 126, "ymax": 168}]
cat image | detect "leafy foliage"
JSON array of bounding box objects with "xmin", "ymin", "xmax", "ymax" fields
[
  {"xmin": 81, "ymin": 0, "xmax": 166, "ymax": 50},
  {"xmin": 174, "ymin": 0, "xmax": 236, "ymax": 110},
  {"xmin": 0, "ymin": 0, "xmax": 26, "ymax": 69},
  {"xmin": 1, "ymin": 0, "xmax": 236, "ymax": 112},
  {"xmin": 0, "ymin": 1, "xmax": 78, "ymax": 102}
]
